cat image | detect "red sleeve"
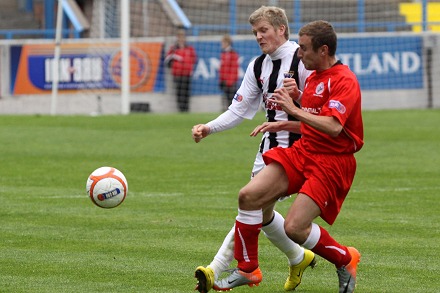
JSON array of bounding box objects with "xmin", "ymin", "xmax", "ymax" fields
[
  {"xmin": 321, "ymin": 72, "xmax": 359, "ymax": 127},
  {"xmin": 321, "ymin": 69, "xmax": 364, "ymax": 152}
]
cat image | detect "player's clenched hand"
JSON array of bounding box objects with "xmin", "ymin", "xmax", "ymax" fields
[
  {"xmin": 283, "ymin": 78, "xmax": 300, "ymax": 101},
  {"xmin": 192, "ymin": 124, "xmax": 210, "ymax": 143},
  {"xmin": 272, "ymin": 87, "xmax": 299, "ymax": 116}
]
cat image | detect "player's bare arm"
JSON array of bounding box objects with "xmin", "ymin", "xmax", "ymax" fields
[
  {"xmin": 250, "ymin": 121, "xmax": 301, "ymax": 137},
  {"xmin": 272, "ymin": 87, "xmax": 343, "ymax": 137},
  {"xmin": 192, "ymin": 124, "xmax": 210, "ymax": 143}
]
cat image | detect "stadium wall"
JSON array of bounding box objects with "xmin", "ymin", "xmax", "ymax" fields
[{"xmin": 0, "ymin": 32, "xmax": 439, "ymax": 115}]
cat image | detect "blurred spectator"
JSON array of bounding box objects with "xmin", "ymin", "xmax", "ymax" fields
[
  {"xmin": 219, "ymin": 34, "xmax": 240, "ymax": 110},
  {"xmin": 165, "ymin": 28, "xmax": 198, "ymax": 112},
  {"xmin": 33, "ymin": 0, "xmax": 44, "ymax": 28}
]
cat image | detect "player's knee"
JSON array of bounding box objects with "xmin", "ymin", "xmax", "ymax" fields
[
  {"xmin": 238, "ymin": 187, "xmax": 251, "ymax": 207},
  {"xmin": 238, "ymin": 186, "xmax": 261, "ymax": 210},
  {"xmin": 284, "ymin": 221, "xmax": 306, "ymax": 244}
]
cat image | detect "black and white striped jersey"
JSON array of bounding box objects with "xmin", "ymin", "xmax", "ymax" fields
[{"xmin": 229, "ymin": 40, "xmax": 312, "ymax": 174}]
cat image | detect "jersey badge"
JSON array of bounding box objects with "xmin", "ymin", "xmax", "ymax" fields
[
  {"xmin": 233, "ymin": 93, "xmax": 243, "ymax": 102},
  {"xmin": 284, "ymin": 71, "xmax": 295, "ymax": 78},
  {"xmin": 314, "ymin": 82, "xmax": 325, "ymax": 97}
]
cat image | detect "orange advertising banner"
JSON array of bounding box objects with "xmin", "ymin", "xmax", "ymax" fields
[{"xmin": 11, "ymin": 42, "xmax": 163, "ymax": 95}]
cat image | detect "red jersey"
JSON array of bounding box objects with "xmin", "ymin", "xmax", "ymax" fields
[
  {"xmin": 298, "ymin": 62, "xmax": 364, "ymax": 154},
  {"xmin": 165, "ymin": 44, "xmax": 197, "ymax": 77},
  {"xmin": 219, "ymin": 48, "xmax": 239, "ymax": 87}
]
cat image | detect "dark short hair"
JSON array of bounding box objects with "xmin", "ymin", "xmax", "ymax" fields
[{"xmin": 299, "ymin": 20, "xmax": 337, "ymax": 56}]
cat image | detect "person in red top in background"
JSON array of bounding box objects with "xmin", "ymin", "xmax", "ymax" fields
[
  {"xmin": 165, "ymin": 28, "xmax": 197, "ymax": 112},
  {"xmin": 215, "ymin": 20, "xmax": 364, "ymax": 293},
  {"xmin": 219, "ymin": 34, "xmax": 239, "ymax": 110}
]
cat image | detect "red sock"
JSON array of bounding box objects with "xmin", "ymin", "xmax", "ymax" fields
[
  {"xmin": 311, "ymin": 226, "xmax": 351, "ymax": 268},
  {"xmin": 234, "ymin": 220, "xmax": 262, "ymax": 272}
]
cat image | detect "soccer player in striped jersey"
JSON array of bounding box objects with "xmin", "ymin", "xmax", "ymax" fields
[
  {"xmin": 215, "ymin": 20, "xmax": 363, "ymax": 293},
  {"xmin": 192, "ymin": 6, "xmax": 315, "ymax": 292}
]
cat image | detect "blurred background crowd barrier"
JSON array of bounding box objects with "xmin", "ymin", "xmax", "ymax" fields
[{"xmin": 0, "ymin": 0, "xmax": 439, "ymax": 114}]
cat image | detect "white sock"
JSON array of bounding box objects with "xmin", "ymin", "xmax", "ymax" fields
[
  {"xmin": 236, "ymin": 208, "xmax": 263, "ymax": 224},
  {"xmin": 302, "ymin": 222, "xmax": 320, "ymax": 249},
  {"xmin": 262, "ymin": 210, "xmax": 304, "ymax": 266},
  {"xmin": 208, "ymin": 225, "xmax": 235, "ymax": 279}
]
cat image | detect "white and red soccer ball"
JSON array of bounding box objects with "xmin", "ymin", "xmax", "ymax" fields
[{"xmin": 86, "ymin": 166, "xmax": 128, "ymax": 208}]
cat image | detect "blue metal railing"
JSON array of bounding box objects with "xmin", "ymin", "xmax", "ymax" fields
[
  {"xmin": 1, "ymin": 0, "xmax": 80, "ymax": 40},
  {"xmin": 190, "ymin": 0, "xmax": 434, "ymax": 36},
  {"xmin": 1, "ymin": 0, "xmax": 436, "ymax": 39}
]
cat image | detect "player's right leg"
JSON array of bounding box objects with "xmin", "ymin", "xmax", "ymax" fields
[
  {"xmin": 262, "ymin": 209, "xmax": 316, "ymax": 291},
  {"xmin": 194, "ymin": 225, "xmax": 235, "ymax": 292}
]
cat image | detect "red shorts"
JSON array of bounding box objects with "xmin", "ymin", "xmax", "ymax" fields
[{"xmin": 263, "ymin": 144, "xmax": 357, "ymax": 225}]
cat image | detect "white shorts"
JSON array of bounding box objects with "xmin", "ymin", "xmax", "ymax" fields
[
  {"xmin": 251, "ymin": 151, "xmax": 291, "ymax": 202},
  {"xmin": 251, "ymin": 151, "xmax": 265, "ymax": 179}
]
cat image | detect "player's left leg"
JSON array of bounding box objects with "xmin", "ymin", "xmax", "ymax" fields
[{"xmin": 214, "ymin": 162, "xmax": 288, "ymax": 290}]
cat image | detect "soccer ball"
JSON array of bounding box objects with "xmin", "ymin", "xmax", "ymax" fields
[{"xmin": 86, "ymin": 166, "xmax": 128, "ymax": 208}]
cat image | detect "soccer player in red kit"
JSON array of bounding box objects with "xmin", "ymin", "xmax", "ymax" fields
[{"xmin": 215, "ymin": 20, "xmax": 363, "ymax": 293}]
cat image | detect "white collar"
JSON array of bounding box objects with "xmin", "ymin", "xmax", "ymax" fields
[{"xmin": 269, "ymin": 40, "xmax": 296, "ymax": 60}]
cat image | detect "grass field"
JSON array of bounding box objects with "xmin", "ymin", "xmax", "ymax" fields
[{"xmin": 0, "ymin": 109, "xmax": 439, "ymax": 293}]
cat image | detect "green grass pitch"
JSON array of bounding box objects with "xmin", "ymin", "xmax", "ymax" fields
[{"xmin": 0, "ymin": 109, "xmax": 439, "ymax": 292}]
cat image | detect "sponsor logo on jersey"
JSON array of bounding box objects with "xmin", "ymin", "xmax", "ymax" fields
[
  {"xmin": 263, "ymin": 93, "xmax": 282, "ymax": 111},
  {"xmin": 302, "ymin": 107, "xmax": 321, "ymax": 114},
  {"xmin": 329, "ymin": 100, "xmax": 346, "ymax": 114}
]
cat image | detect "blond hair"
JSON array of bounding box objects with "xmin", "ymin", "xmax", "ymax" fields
[
  {"xmin": 222, "ymin": 34, "xmax": 233, "ymax": 46},
  {"xmin": 249, "ymin": 6, "xmax": 290, "ymax": 40}
]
